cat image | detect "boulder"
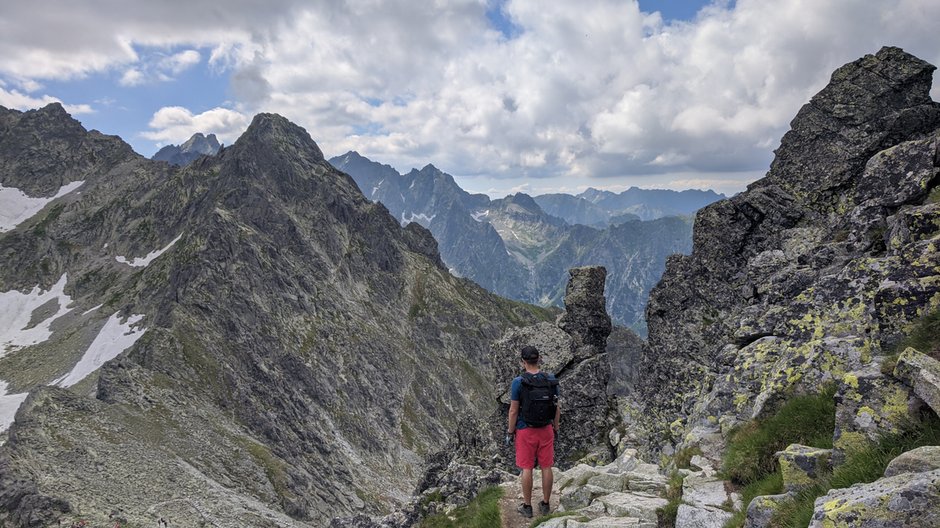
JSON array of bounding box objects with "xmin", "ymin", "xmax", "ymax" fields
[
  {"xmin": 809, "ymin": 469, "xmax": 940, "ymax": 527},
  {"xmin": 682, "ymin": 473, "xmax": 732, "ymax": 510},
  {"xmin": 743, "ymin": 493, "xmax": 793, "ymax": 528},
  {"xmin": 832, "ymin": 366, "xmax": 919, "ymax": 465},
  {"xmin": 884, "ymin": 446, "xmax": 940, "ymax": 477},
  {"xmin": 593, "ymin": 492, "xmax": 666, "ymax": 522},
  {"xmin": 675, "ymin": 504, "xmax": 733, "ymax": 528},
  {"xmin": 894, "ymin": 347, "xmax": 940, "ymax": 416},
  {"xmin": 567, "ymin": 516, "xmax": 651, "ymax": 528},
  {"xmin": 561, "ymin": 484, "xmax": 609, "ymax": 511},
  {"xmin": 777, "ymin": 444, "xmax": 831, "ymax": 492}
]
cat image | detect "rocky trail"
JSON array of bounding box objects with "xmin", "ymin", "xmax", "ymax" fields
[
  {"xmin": 492, "ymin": 449, "xmax": 739, "ymax": 528},
  {"xmin": 497, "ymin": 470, "xmax": 560, "ymax": 528}
]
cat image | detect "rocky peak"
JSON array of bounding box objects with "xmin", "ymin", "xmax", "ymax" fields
[
  {"xmin": 179, "ymin": 132, "xmax": 220, "ymax": 154},
  {"xmin": 0, "ymin": 103, "xmax": 136, "ymax": 195},
  {"xmin": 152, "ymin": 132, "xmax": 222, "ymax": 166},
  {"xmin": 558, "ymin": 266, "xmax": 612, "ymax": 349},
  {"xmin": 234, "ymin": 112, "xmax": 325, "ymax": 162},
  {"xmin": 756, "ymin": 46, "xmax": 940, "ymax": 210}
]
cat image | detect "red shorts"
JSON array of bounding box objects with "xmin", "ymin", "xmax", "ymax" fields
[{"xmin": 515, "ymin": 426, "xmax": 555, "ymax": 469}]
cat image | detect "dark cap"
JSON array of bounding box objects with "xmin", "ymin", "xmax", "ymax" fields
[{"xmin": 521, "ymin": 345, "xmax": 540, "ymax": 361}]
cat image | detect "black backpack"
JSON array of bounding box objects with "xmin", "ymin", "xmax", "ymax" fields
[{"xmin": 520, "ymin": 372, "xmax": 559, "ymax": 427}]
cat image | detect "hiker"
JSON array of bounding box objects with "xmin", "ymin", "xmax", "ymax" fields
[{"xmin": 507, "ymin": 345, "xmax": 560, "ymax": 518}]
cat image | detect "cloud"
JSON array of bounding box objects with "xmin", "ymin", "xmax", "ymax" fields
[
  {"xmin": 118, "ymin": 48, "xmax": 202, "ymax": 86},
  {"xmin": 2, "ymin": 0, "xmax": 940, "ymax": 192},
  {"xmin": 141, "ymin": 106, "xmax": 250, "ymax": 145},
  {"xmin": 0, "ymin": 87, "xmax": 93, "ymax": 115}
]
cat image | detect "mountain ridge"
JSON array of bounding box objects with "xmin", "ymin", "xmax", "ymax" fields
[
  {"xmin": 0, "ymin": 103, "xmax": 553, "ymax": 526},
  {"xmin": 330, "ymin": 152, "xmax": 700, "ymax": 332}
]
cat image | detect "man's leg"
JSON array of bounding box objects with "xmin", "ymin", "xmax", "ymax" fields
[
  {"xmin": 521, "ymin": 468, "xmax": 533, "ymax": 505},
  {"xmin": 541, "ymin": 467, "xmax": 553, "ymax": 504}
]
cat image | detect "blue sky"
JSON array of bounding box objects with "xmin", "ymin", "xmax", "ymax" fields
[{"xmin": 1, "ymin": 0, "xmax": 939, "ymax": 197}]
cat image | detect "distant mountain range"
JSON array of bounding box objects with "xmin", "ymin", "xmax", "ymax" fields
[
  {"xmin": 330, "ymin": 151, "xmax": 719, "ymax": 333},
  {"xmin": 152, "ymin": 132, "xmax": 221, "ymax": 166},
  {"xmin": 536, "ymin": 186, "xmax": 725, "ymax": 225}
]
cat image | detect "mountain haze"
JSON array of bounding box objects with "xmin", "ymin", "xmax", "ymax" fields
[{"xmin": 330, "ymin": 152, "xmax": 695, "ymax": 332}]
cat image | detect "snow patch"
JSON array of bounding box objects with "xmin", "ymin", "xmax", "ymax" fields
[
  {"xmin": 53, "ymin": 312, "xmax": 146, "ymax": 388},
  {"xmin": 0, "ymin": 380, "xmax": 28, "ymax": 434},
  {"xmin": 401, "ymin": 212, "xmax": 436, "ymax": 225},
  {"xmin": 0, "ymin": 181, "xmax": 84, "ymax": 232},
  {"xmin": 371, "ymin": 186, "xmax": 379, "ymax": 197},
  {"xmin": 471, "ymin": 210, "xmax": 490, "ymax": 222},
  {"xmin": 115, "ymin": 234, "xmax": 183, "ymax": 267},
  {"xmin": 82, "ymin": 304, "xmax": 103, "ymax": 316},
  {"xmin": 0, "ymin": 274, "xmax": 73, "ymax": 358}
]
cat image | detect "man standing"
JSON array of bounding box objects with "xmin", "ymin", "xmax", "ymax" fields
[{"xmin": 507, "ymin": 345, "xmax": 560, "ymax": 518}]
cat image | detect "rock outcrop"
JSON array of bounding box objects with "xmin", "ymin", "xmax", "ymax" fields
[
  {"xmin": 809, "ymin": 470, "xmax": 940, "ymax": 528},
  {"xmin": 634, "ymin": 46, "xmax": 940, "ymax": 458}
]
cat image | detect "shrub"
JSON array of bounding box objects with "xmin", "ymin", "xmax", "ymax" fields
[{"xmin": 655, "ymin": 471, "xmax": 686, "ymax": 528}]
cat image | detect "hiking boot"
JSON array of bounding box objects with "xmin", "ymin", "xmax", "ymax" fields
[
  {"xmin": 517, "ymin": 503, "xmax": 533, "ymax": 518},
  {"xmin": 539, "ymin": 500, "xmax": 551, "ymax": 515}
]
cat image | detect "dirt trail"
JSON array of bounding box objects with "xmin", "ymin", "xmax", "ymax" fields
[{"xmin": 498, "ymin": 469, "xmax": 561, "ymax": 528}]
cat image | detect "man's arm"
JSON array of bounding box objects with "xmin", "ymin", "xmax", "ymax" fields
[
  {"xmin": 553, "ymin": 403, "xmax": 560, "ymax": 432},
  {"xmin": 508, "ymin": 400, "xmax": 520, "ymax": 434}
]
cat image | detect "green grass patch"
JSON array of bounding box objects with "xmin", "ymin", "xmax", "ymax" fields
[
  {"xmin": 674, "ymin": 445, "xmax": 703, "ymax": 469},
  {"xmin": 722, "ymin": 385, "xmax": 836, "ymax": 485},
  {"xmin": 768, "ymin": 413, "xmax": 940, "ymax": 528},
  {"xmin": 420, "ymin": 487, "xmax": 503, "ymax": 528},
  {"xmin": 656, "ymin": 471, "xmax": 686, "ymax": 528},
  {"xmin": 894, "ymin": 306, "xmax": 940, "ymax": 359}
]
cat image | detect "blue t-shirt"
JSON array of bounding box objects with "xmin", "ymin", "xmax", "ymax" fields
[{"xmin": 510, "ymin": 372, "xmax": 559, "ymax": 430}]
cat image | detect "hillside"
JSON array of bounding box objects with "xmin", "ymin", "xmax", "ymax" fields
[{"xmin": 0, "ymin": 105, "xmax": 551, "ymax": 526}]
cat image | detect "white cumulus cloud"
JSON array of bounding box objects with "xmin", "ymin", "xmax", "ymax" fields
[
  {"xmin": 2, "ymin": 0, "xmax": 940, "ymax": 191},
  {"xmin": 141, "ymin": 106, "xmax": 250, "ymax": 145},
  {"xmin": 0, "ymin": 87, "xmax": 93, "ymax": 115}
]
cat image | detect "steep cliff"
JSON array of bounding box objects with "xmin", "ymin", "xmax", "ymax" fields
[{"xmin": 636, "ymin": 46, "xmax": 940, "ymax": 457}]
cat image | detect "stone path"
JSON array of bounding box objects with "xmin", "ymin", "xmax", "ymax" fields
[
  {"xmin": 495, "ymin": 450, "xmax": 741, "ymax": 527},
  {"xmin": 498, "ymin": 469, "xmax": 561, "ymax": 528}
]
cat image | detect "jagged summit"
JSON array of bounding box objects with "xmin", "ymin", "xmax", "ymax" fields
[
  {"xmin": 756, "ymin": 46, "xmax": 940, "ymax": 209},
  {"xmin": 0, "ymin": 103, "xmax": 137, "ymax": 196},
  {"xmin": 152, "ymin": 131, "xmax": 221, "ymax": 166},
  {"xmin": 232, "ymin": 112, "xmax": 325, "ymax": 162}
]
